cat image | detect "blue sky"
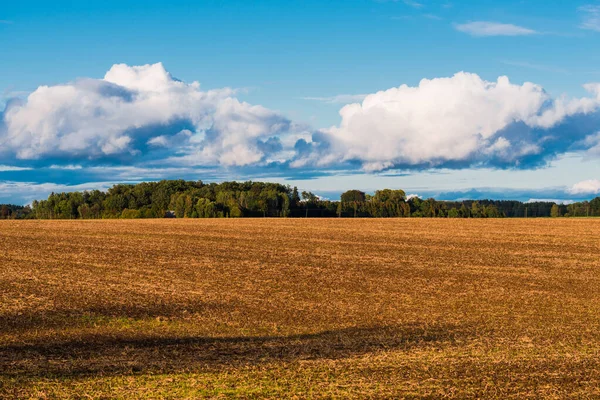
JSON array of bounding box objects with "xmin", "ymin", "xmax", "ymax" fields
[{"xmin": 1, "ymin": 0, "xmax": 600, "ymax": 204}]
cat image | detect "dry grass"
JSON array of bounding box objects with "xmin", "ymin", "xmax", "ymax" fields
[{"xmin": 1, "ymin": 218, "xmax": 600, "ymax": 398}]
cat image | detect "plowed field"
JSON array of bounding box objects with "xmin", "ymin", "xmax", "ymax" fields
[{"xmin": 1, "ymin": 219, "xmax": 600, "ymax": 398}]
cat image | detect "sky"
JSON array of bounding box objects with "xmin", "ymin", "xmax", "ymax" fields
[{"xmin": 1, "ymin": 0, "xmax": 600, "ymax": 204}]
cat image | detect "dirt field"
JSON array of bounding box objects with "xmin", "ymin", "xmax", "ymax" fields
[{"xmin": 1, "ymin": 219, "xmax": 600, "ymax": 398}]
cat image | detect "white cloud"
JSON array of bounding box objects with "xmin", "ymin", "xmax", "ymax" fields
[
  {"xmin": 579, "ymin": 5, "xmax": 600, "ymax": 32},
  {"xmin": 147, "ymin": 129, "xmax": 192, "ymax": 148},
  {"xmin": 0, "ymin": 63, "xmax": 290, "ymax": 166},
  {"xmin": 379, "ymin": 0, "xmax": 423, "ymax": 8},
  {"xmin": 568, "ymin": 179, "xmax": 600, "ymax": 195},
  {"xmin": 582, "ymin": 132, "xmax": 600, "ymax": 157},
  {"xmin": 526, "ymin": 198, "xmax": 574, "ymax": 205},
  {"xmin": 168, "ymin": 98, "xmax": 292, "ymax": 166},
  {"xmin": 85, "ymin": 165, "xmax": 220, "ymax": 181},
  {"xmin": 49, "ymin": 164, "xmax": 83, "ymax": 170},
  {"xmin": 455, "ymin": 21, "xmax": 537, "ymax": 37},
  {"xmin": 3, "ymin": 65, "xmax": 600, "ymax": 176},
  {"xmin": 402, "ymin": 0, "xmax": 423, "ymax": 8},
  {"xmin": 0, "ymin": 165, "xmax": 31, "ymax": 172},
  {"xmin": 0, "ymin": 181, "xmax": 114, "ymax": 205},
  {"xmin": 296, "ymin": 72, "xmax": 600, "ymax": 171},
  {"xmin": 146, "ymin": 136, "xmax": 170, "ymax": 147},
  {"xmin": 302, "ymin": 94, "xmax": 368, "ymax": 104}
]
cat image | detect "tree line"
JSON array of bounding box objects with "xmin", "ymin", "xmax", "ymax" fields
[
  {"xmin": 0, "ymin": 204, "xmax": 32, "ymax": 220},
  {"xmin": 1, "ymin": 180, "xmax": 599, "ymax": 219}
]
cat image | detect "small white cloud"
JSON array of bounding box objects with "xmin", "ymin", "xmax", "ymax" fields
[
  {"xmin": 49, "ymin": 165, "xmax": 83, "ymax": 170},
  {"xmin": 147, "ymin": 136, "xmax": 170, "ymax": 147},
  {"xmin": 579, "ymin": 5, "xmax": 600, "ymax": 32},
  {"xmin": 582, "ymin": 132, "xmax": 600, "ymax": 158},
  {"xmin": 526, "ymin": 198, "xmax": 574, "ymax": 204},
  {"xmin": 85, "ymin": 165, "xmax": 215, "ymax": 181},
  {"xmin": 455, "ymin": 21, "xmax": 537, "ymax": 37},
  {"xmin": 376, "ymin": 0, "xmax": 423, "ymax": 8},
  {"xmin": 302, "ymin": 94, "xmax": 369, "ymax": 104},
  {"xmin": 100, "ymin": 135, "xmax": 132, "ymax": 155},
  {"xmin": 568, "ymin": 179, "xmax": 600, "ymax": 195},
  {"xmin": 484, "ymin": 137, "xmax": 511, "ymax": 155},
  {"xmin": 402, "ymin": 0, "xmax": 423, "ymax": 8},
  {"xmin": 0, "ymin": 181, "xmax": 115, "ymax": 205},
  {"xmin": 362, "ymin": 161, "xmax": 395, "ymax": 172},
  {"xmin": 147, "ymin": 129, "xmax": 192, "ymax": 148},
  {"xmin": 0, "ymin": 165, "xmax": 31, "ymax": 172}
]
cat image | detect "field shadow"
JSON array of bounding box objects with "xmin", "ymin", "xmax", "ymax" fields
[
  {"xmin": 0, "ymin": 298, "xmax": 228, "ymax": 334},
  {"xmin": 0, "ymin": 323, "xmax": 468, "ymax": 378}
]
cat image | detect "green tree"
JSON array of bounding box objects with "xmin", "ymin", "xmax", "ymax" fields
[
  {"xmin": 196, "ymin": 198, "xmax": 218, "ymax": 218},
  {"xmin": 448, "ymin": 208, "xmax": 460, "ymax": 218},
  {"xmin": 291, "ymin": 186, "xmax": 300, "ymax": 208},
  {"xmin": 340, "ymin": 190, "xmax": 366, "ymax": 203},
  {"xmin": 0, "ymin": 205, "xmax": 10, "ymax": 219},
  {"xmin": 281, "ymin": 193, "xmax": 291, "ymax": 217},
  {"xmin": 471, "ymin": 201, "xmax": 481, "ymax": 218},
  {"xmin": 373, "ymin": 189, "xmax": 406, "ymax": 203},
  {"xmin": 301, "ymin": 191, "xmax": 318, "ymax": 217}
]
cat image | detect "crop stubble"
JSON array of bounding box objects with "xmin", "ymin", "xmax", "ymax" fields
[{"xmin": 1, "ymin": 219, "xmax": 600, "ymax": 398}]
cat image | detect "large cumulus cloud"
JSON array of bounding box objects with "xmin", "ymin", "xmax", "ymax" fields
[
  {"xmin": 295, "ymin": 72, "xmax": 600, "ymax": 171},
  {"xmin": 1, "ymin": 66, "xmax": 600, "ymax": 176},
  {"xmin": 0, "ymin": 63, "xmax": 292, "ymax": 166},
  {"xmin": 569, "ymin": 179, "xmax": 600, "ymax": 195}
]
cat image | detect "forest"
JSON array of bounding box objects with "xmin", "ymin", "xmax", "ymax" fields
[{"xmin": 1, "ymin": 180, "xmax": 599, "ymax": 219}]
